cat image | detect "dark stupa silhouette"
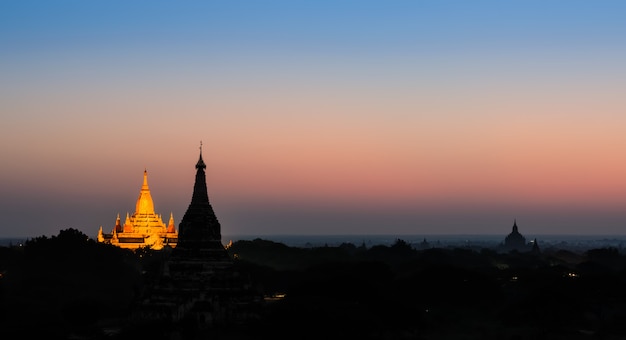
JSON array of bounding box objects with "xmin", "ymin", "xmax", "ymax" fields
[
  {"xmin": 172, "ymin": 145, "xmax": 231, "ymax": 263},
  {"xmin": 503, "ymin": 219, "xmax": 528, "ymax": 251},
  {"xmin": 127, "ymin": 145, "xmax": 259, "ymax": 335}
]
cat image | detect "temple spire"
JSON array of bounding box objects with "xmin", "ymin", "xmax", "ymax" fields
[
  {"xmin": 176, "ymin": 144, "xmax": 229, "ymax": 261},
  {"xmin": 135, "ymin": 169, "xmax": 155, "ymax": 215},
  {"xmin": 114, "ymin": 213, "xmax": 122, "ymax": 232},
  {"xmin": 196, "ymin": 141, "xmax": 206, "ymax": 169},
  {"xmin": 167, "ymin": 212, "xmax": 176, "ymax": 233}
]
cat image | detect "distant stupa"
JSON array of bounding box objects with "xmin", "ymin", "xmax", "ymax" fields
[
  {"xmin": 503, "ymin": 219, "xmax": 527, "ymax": 251},
  {"xmin": 97, "ymin": 170, "xmax": 178, "ymax": 250}
]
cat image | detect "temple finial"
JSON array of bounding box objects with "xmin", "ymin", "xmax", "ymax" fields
[{"xmin": 196, "ymin": 141, "xmax": 206, "ymax": 169}]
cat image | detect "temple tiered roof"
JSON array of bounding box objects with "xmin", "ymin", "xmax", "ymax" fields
[{"xmin": 97, "ymin": 170, "xmax": 177, "ymax": 250}]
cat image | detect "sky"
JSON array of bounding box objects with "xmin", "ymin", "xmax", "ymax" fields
[{"xmin": 2, "ymin": 1, "xmax": 626, "ymax": 238}]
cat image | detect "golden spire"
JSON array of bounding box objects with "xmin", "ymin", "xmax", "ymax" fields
[
  {"xmin": 97, "ymin": 226, "xmax": 104, "ymax": 242},
  {"xmin": 167, "ymin": 212, "xmax": 176, "ymax": 233},
  {"xmin": 135, "ymin": 169, "xmax": 156, "ymax": 215},
  {"xmin": 123, "ymin": 212, "xmax": 134, "ymax": 233},
  {"xmin": 114, "ymin": 213, "xmax": 122, "ymax": 232}
]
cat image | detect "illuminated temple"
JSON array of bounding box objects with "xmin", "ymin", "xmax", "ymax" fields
[{"xmin": 97, "ymin": 170, "xmax": 178, "ymax": 250}]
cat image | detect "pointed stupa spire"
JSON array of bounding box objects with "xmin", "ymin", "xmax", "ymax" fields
[
  {"xmin": 97, "ymin": 226, "xmax": 104, "ymax": 242},
  {"xmin": 175, "ymin": 144, "xmax": 230, "ymax": 261},
  {"xmin": 188, "ymin": 142, "xmax": 211, "ymax": 209},
  {"xmin": 167, "ymin": 212, "xmax": 176, "ymax": 233},
  {"xmin": 123, "ymin": 212, "xmax": 134, "ymax": 233},
  {"xmin": 135, "ymin": 169, "xmax": 156, "ymax": 215},
  {"xmin": 196, "ymin": 140, "xmax": 206, "ymax": 169},
  {"xmin": 531, "ymin": 238, "xmax": 541, "ymax": 254},
  {"xmin": 512, "ymin": 219, "xmax": 518, "ymax": 232},
  {"xmin": 114, "ymin": 213, "xmax": 122, "ymax": 232}
]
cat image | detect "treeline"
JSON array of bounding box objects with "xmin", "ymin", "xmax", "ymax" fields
[
  {"xmin": 2, "ymin": 231, "xmax": 626, "ymax": 339},
  {"xmin": 0, "ymin": 229, "xmax": 144, "ymax": 339},
  {"xmin": 228, "ymin": 238, "xmax": 626, "ymax": 340}
]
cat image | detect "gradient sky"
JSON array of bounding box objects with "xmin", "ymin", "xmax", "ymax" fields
[{"xmin": 2, "ymin": 1, "xmax": 626, "ymax": 238}]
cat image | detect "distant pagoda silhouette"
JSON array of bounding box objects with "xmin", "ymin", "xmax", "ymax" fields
[{"xmin": 503, "ymin": 219, "xmax": 528, "ymax": 251}]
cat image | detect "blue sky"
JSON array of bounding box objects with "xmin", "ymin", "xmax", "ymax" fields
[{"xmin": 2, "ymin": 1, "xmax": 626, "ymax": 238}]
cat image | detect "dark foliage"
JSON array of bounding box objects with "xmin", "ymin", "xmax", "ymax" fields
[
  {"xmin": 228, "ymin": 238, "xmax": 626, "ymax": 339},
  {"xmin": 4, "ymin": 233, "xmax": 626, "ymax": 339},
  {"xmin": 0, "ymin": 228, "xmax": 142, "ymax": 339}
]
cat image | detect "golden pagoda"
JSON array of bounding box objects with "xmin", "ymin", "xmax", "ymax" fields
[{"xmin": 97, "ymin": 170, "xmax": 178, "ymax": 250}]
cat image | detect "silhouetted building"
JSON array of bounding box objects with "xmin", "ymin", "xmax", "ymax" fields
[
  {"xmin": 417, "ymin": 238, "xmax": 431, "ymax": 250},
  {"xmin": 530, "ymin": 238, "xmax": 541, "ymax": 254},
  {"xmin": 128, "ymin": 145, "xmax": 260, "ymax": 335},
  {"xmin": 171, "ymin": 147, "xmax": 230, "ymax": 263},
  {"xmin": 503, "ymin": 219, "xmax": 527, "ymax": 251},
  {"xmin": 97, "ymin": 170, "xmax": 178, "ymax": 250}
]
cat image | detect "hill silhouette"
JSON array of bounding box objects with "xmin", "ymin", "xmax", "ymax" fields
[{"xmin": 2, "ymin": 230, "xmax": 626, "ymax": 339}]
